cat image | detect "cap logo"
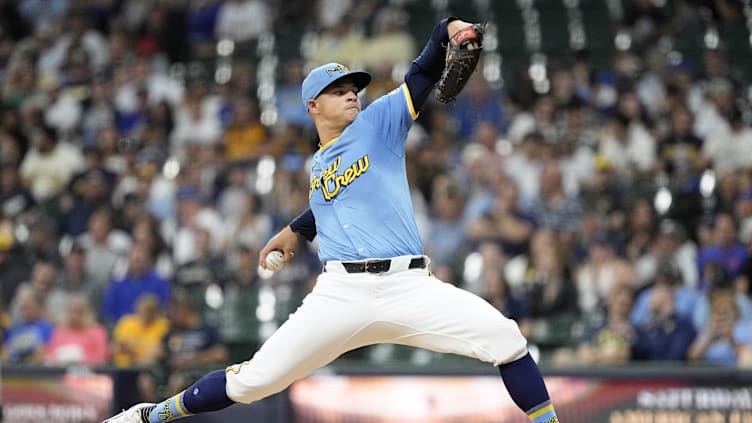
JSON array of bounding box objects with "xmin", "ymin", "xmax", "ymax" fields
[{"xmin": 325, "ymin": 64, "xmax": 349, "ymax": 76}]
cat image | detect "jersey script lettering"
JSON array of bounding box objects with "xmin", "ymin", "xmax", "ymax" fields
[{"xmin": 309, "ymin": 154, "xmax": 370, "ymax": 201}]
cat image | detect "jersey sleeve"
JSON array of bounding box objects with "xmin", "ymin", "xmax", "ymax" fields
[{"xmin": 361, "ymin": 83, "xmax": 419, "ymax": 156}]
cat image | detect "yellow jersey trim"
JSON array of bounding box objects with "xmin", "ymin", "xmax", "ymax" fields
[
  {"xmin": 319, "ymin": 136, "xmax": 339, "ymax": 151},
  {"xmin": 403, "ymin": 84, "xmax": 420, "ymax": 120}
]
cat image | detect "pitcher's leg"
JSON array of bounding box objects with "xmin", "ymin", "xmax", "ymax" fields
[
  {"xmin": 382, "ymin": 272, "xmax": 527, "ymax": 364},
  {"xmin": 225, "ymin": 277, "xmax": 375, "ymax": 403},
  {"xmin": 125, "ymin": 276, "xmax": 376, "ymax": 423},
  {"xmin": 381, "ymin": 272, "xmax": 558, "ymax": 422}
]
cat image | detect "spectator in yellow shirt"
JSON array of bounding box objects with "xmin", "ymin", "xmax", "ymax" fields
[
  {"xmin": 112, "ymin": 294, "xmax": 170, "ymax": 368},
  {"xmin": 223, "ymin": 96, "xmax": 268, "ymax": 162}
]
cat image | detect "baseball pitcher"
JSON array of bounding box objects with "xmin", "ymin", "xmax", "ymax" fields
[{"xmin": 104, "ymin": 17, "xmax": 559, "ymax": 423}]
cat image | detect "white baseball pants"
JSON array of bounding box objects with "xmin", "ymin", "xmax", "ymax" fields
[{"xmin": 225, "ymin": 256, "xmax": 528, "ymax": 404}]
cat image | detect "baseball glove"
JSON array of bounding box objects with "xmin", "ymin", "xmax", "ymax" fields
[{"xmin": 434, "ymin": 22, "xmax": 486, "ymax": 104}]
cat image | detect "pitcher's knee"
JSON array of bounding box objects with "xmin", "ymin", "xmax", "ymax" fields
[
  {"xmin": 225, "ymin": 367, "xmax": 291, "ymax": 404},
  {"xmin": 488, "ymin": 318, "xmax": 528, "ymax": 364}
]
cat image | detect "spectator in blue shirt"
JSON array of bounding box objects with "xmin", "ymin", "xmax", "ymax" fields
[
  {"xmin": 688, "ymin": 289, "xmax": 752, "ymax": 365},
  {"xmin": 1, "ymin": 288, "xmax": 53, "ymax": 363},
  {"xmin": 692, "ymin": 260, "xmax": 752, "ymax": 329},
  {"xmin": 630, "ymin": 258, "xmax": 701, "ymax": 327},
  {"xmin": 101, "ymin": 242, "xmax": 171, "ymax": 325},
  {"xmin": 697, "ymin": 213, "xmax": 748, "ymax": 290},
  {"xmin": 451, "ymin": 74, "xmax": 506, "ymax": 141},
  {"xmin": 632, "ymin": 283, "xmax": 697, "ymax": 361}
]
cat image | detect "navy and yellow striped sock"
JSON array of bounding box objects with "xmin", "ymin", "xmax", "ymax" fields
[
  {"xmin": 498, "ymin": 352, "xmax": 558, "ymax": 422},
  {"xmin": 147, "ymin": 392, "xmax": 192, "ymax": 423},
  {"xmin": 527, "ymin": 400, "xmax": 558, "ymax": 423}
]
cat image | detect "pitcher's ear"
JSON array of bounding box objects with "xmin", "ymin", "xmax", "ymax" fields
[{"xmin": 307, "ymin": 99, "xmax": 317, "ymax": 113}]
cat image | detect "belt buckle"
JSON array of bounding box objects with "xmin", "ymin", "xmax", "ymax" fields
[{"xmin": 365, "ymin": 260, "xmax": 388, "ymax": 274}]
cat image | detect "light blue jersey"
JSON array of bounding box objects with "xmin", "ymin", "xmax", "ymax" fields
[{"xmin": 309, "ymin": 84, "xmax": 422, "ymax": 262}]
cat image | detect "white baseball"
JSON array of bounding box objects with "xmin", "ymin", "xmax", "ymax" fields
[{"xmin": 265, "ymin": 250, "xmax": 286, "ymax": 271}]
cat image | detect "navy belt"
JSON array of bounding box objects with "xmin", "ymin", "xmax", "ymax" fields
[{"xmin": 331, "ymin": 257, "xmax": 426, "ymax": 274}]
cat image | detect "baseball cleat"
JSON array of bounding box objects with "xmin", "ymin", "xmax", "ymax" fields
[{"xmin": 102, "ymin": 402, "xmax": 155, "ymax": 423}]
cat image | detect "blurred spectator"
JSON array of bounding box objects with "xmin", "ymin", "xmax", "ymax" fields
[
  {"xmin": 455, "ymin": 144, "xmax": 498, "ymax": 223},
  {"xmin": 688, "ymin": 289, "xmax": 752, "ymax": 365},
  {"xmin": 0, "ymin": 236, "xmax": 31, "ymax": 310},
  {"xmin": 576, "ymin": 232, "xmax": 635, "ymax": 315},
  {"xmin": 621, "ymin": 0, "xmax": 670, "ymax": 44},
  {"xmin": 579, "ymin": 157, "xmax": 626, "ymax": 232},
  {"xmin": 130, "ymin": 214, "xmax": 173, "ymax": 279},
  {"xmin": 424, "ymin": 175, "xmax": 468, "ymax": 267},
  {"xmin": 81, "ymin": 79, "xmax": 116, "ymax": 144},
  {"xmin": 221, "ymin": 189, "xmax": 273, "ymax": 252},
  {"xmin": 134, "ymin": 2, "xmax": 188, "ymax": 63},
  {"xmin": 174, "ymin": 227, "xmax": 226, "ymax": 301},
  {"xmin": 632, "ymin": 283, "xmax": 697, "ymax": 361},
  {"xmin": 555, "ymin": 283, "xmax": 638, "ymax": 366},
  {"xmin": 116, "ymin": 84, "xmax": 149, "ymax": 136},
  {"xmin": 36, "ymin": 9, "xmax": 109, "ymax": 74},
  {"xmin": 275, "ymin": 61, "xmax": 312, "ymax": 128},
  {"xmin": 0, "ymin": 128, "xmax": 28, "ymax": 168},
  {"xmin": 560, "ymin": 95, "xmax": 598, "ymax": 148},
  {"xmin": 113, "ymin": 57, "xmax": 184, "ymax": 119},
  {"xmin": 630, "ymin": 258, "xmax": 701, "ymax": 328},
  {"xmin": 512, "ymin": 228, "xmax": 579, "ymax": 321},
  {"xmin": 160, "ymin": 290, "xmax": 228, "ymax": 394},
  {"xmin": 482, "ymin": 265, "xmax": 531, "ymax": 338},
  {"xmin": 0, "ymin": 291, "xmax": 8, "ymax": 338},
  {"xmin": 633, "ymin": 219, "xmax": 699, "ymax": 289},
  {"xmin": 597, "ymin": 112, "xmax": 656, "ymax": 180},
  {"xmin": 694, "ymin": 78, "xmax": 733, "ymax": 140},
  {"xmin": 1, "ymin": 162, "xmax": 37, "ymax": 221},
  {"xmin": 170, "ymin": 79, "xmax": 223, "ymax": 159},
  {"xmin": 452, "ymin": 75, "xmax": 506, "ymax": 142},
  {"xmin": 549, "ymin": 64, "xmax": 577, "ymax": 108},
  {"xmin": 215, "ymin": 0, "xmax": 270, "ymax": 43},
  {"xmin": 507, "ymin": 95, "xmax": 558, "ymax": 145},
  {"xmin": 222, "ymin": 96, "xmax": 268, "ymax": 162},
  {"xmin": 18, "ymin": 0, "xmax": 67, "ymax": 31},
  {"xmin": 622, "ymin": 198, "xmax": 656, "ymax": 263},
  {"xmin": 68, "ymin": 145, "xmax": 118, "ymax": 196},
  {"xmin": 697, "ymin": 212, "xmax": 748, "ymax": 289},
  {"xmin": 43, "ymin": 294, "xmax": 108, "ymax": 366},
  {"xmin": 219, "ymin": 246, "xmax": 262, "ymax": 349},
  {"xmin": 528, "ymin": 161, "xmax": 584, "ymax": 233},
  {"xmin": 19, "ymin": 214, "xmax": 62, "ymax": 268},
  {"xmin": 60, "ymin": 158, "xmax": 115, "ymax": 236},
  {"xmin": 19, "ymin": 125, "xmax": 84, "ymax": 202},
  {"xmin": 2, "ymin": 288, "xmax": 53, "ymax": 364},
  {"xmin": 142, "ymin": 100, "xmax": 175, "ymax": 156},
  {"xmin": 655, "ymin": 103, "xmax": 707, "ymax": 182},
  {"xmin": 112, "ymin": 293, "xmax": 170, "ymax": 368},
  {"xmin": 466, "ymin": 180, "xmax": 534, "ymax": 258},
  {"xmin": 100, "ymin": 242, "xmax": 171, "ymax": 325},
  {"xmin": 43, "ymin": 76, "xmax": 83, "ymax": 134},
  {"xmin": 691, "ymin": 261, "xmax": 752, "ymax": 330},
  {"xmin": 555, "ymin": 134, "xmax": 596, "ymax": 198},
  {"xmin": 164, "ymin": 185, "xmax": 224, "ymax": 265},
  {"xmin": 362, "ymin": 7, "xmax": 415, "ymax": 68},
  {"xmin": 10, "ymin": 258, "xmax": 67, "ymax": 324},
  {"xmin": 78, "ymin": 206, "xmax": 131, "ymax": 289},
  {"xmin": 703, "ymin": 105, "xmax": 752, "ymax": 176},
  {"xmin": 305, "ymin": 19, "xmax": 367, "ymax": 65},
  {"xmin": 186, "ymin": 0, "xmax": 222, "ymax": 53},
  {"xmin": 57, "ymin": 241, "xmax": 101, "ymax": 311}
]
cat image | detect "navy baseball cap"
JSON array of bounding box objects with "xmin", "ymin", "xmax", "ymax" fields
[{"xmin": 301, "ymin": 63, "xmax": 371, "ymax": 109}]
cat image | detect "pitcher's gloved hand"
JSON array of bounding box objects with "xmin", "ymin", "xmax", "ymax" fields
[{"xmin": 434, "ymin": 22, "xmax": 486, "ymax": 104}]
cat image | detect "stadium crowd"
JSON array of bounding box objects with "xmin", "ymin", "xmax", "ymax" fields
[{"xmin": 2, "ymin": 0, "xmax": 752, "ymax": 399}]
